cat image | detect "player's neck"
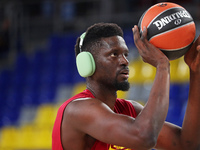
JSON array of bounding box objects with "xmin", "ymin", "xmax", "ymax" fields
[{"xmin": 86, "ymin": 83, "xmax": 117, "ymax": 110}]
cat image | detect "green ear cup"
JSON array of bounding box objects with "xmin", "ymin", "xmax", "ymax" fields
[{"xmin": 76, "ymin": 51, "xmax": 96, "ymax": 77}]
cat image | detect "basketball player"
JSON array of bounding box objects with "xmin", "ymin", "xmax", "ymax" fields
[{"xmin": 52, "ymin": 23, "xmax": 200, "ymax": 150}]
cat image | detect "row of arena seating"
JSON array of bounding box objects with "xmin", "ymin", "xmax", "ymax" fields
[{"xmin": 0, "ymin": 31, "xmax": 190, "ymax": 149}]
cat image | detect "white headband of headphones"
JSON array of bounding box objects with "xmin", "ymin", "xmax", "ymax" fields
[{"xmin": 79, "ymin": 32, "xmax": 86, "ymax": 52}]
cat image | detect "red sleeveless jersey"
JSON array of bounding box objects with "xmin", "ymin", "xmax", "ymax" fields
[{"xmin": 52, "ymin": 89, "xmax": 137, "ymax": 150}]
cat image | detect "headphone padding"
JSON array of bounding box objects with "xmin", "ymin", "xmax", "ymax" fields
[{"xmin": 76, "ymin": 52, "xmax": 96, "ymax": 77}]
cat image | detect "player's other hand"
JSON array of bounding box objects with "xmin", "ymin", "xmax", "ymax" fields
[{"xmin": 184, "ymin": 35, "xmax": 200, "ymax": 74}]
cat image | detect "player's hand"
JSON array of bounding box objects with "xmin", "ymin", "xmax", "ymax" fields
[
  {"xmin": 132, "ymin": 25, "xmax": 169, "ymax": 68},
  {"xmin": 184, "ymin": 35, "xmax": 200, "ymax": 74}
]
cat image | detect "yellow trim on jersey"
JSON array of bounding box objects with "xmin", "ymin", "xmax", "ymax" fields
[{"xmin": 109, "ymin": 145, "xmax": 132, "ymax": 150}]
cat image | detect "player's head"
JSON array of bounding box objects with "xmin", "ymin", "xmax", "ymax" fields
[
  {"xmin": 75, "ymin": 22, "xmax": 123, "ymax": 57},
  {"xmin": 75, "ymin": 22, "xmax": 124, "ymax": 78},
  {"xmin": 75, "ymin": 23, "xmax": 130, "ymax": 91}
]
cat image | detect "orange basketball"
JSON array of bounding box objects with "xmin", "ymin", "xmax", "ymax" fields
[{"xmin": 138, "ymin": 2, "xmax": 196, "ymax": 60}]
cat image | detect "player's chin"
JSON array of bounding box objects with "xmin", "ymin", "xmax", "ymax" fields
[{"xmin": 115, "ymin": 80, "xmax": 130, "ymax": 91}]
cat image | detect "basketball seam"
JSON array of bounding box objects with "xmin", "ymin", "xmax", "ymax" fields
[
  {"xmin": 139, "ymin": 10, "xmax": 147, "ymax": 33},
  {"xmin": 161, "ymin": 43, "xmax": 190, "ymax": 51}
]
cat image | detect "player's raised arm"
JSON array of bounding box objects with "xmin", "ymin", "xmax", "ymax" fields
[{"xmin": 132, "ymin": 24, "xmax": 170, "ymax": 146}]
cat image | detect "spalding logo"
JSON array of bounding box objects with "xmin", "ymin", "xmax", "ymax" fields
[{"xmin": 153, "ymin": 10, "xmax": 191, "ymax": 30}]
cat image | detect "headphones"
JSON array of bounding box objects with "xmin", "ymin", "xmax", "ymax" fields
[{"xmin": 76, "ymin": 32, "xmax": 96, "ymax": 77}]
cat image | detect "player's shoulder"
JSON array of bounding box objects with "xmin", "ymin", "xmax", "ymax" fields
[
  {"xmin": 67, "ymin": 97, "xmax": 100, "ymax": 109},
  {"xmin": 65, "ymin": 97, "xmax": 110, "ymax": 115},
  {"xmin": 126, "ymin": 100, "xmax": 144, "ymax": 115},
  {"xmin": 63, "ymin": 98, "xmax": 100, "ymax": 120}
]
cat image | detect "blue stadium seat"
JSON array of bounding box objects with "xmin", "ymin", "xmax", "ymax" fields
[
  {"xmin": 0, "ymin": 70, "xmax": 12, "ymax": 98},
  {"xmin": 22, "ymin": 87, "xmax": 40, "ymax": 106},
  {"xmin": 166, "ymin": 83, "xmax": 189, "ymax": 126},
  {"xmin": 47, "ymin": 35, "xmax": 63, "ymax": 53},
  {"xmin": 0, "ymin": 105, "xmax": 20, "ymax": 127},
  {"xmin": 38, "ymin": 84, "xmax": 56, "ymax": 104}
]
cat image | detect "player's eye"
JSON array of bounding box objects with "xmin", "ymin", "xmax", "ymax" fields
[
  {"xmin": 124, "ymin": 53, "xmax": 129, "ymax": 58},
  {"xmin": 111, "ymin": 52, "xmax": 118, "ymax": 57}
]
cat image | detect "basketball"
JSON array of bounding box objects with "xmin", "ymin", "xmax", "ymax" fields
[{"xmin": 138, "ymin": 2, "xmax": 196, "ymax": 60}]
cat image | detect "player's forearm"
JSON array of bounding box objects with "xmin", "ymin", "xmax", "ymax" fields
[
  {"xmin": 181, "ymin": 72, "xmax": 200, "ymax": 149},
  {"xmin": 146, "ymin": 63, "xmax": 170, "ymax": 130},
  {"xmin": 135, "ymin": 63, "xmax": 170, "ymax": 142}
]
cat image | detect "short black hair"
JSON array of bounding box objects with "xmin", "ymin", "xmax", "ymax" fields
[{"xmin": 74, "ymin": 22, "xmax": 124, "ymax": 57}]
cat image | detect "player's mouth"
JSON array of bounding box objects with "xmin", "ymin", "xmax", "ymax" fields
[{"xmin": 119, "ymin": 69, "xmax": 129, "ymax": 79}]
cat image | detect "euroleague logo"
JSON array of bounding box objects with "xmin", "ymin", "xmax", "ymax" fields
[
  {"xmin": 152, "ymin": 9, "xmax": 191, "ymax": 30},
  {"xmin": 157, "ymin": 3, "xmax": 167, "ymax": 7}
]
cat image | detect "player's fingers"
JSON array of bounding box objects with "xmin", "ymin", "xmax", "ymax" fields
[
  {"xmin": 132, "ymin": 25, "xmax": 148, "ymax": 51},
  {"xmin": 195, "ymin": 36, "xmax": 200, "ymax": 51},
  {"xmin": 185, "ymin": 35, "xmax": 200, "ymax": 64},
  {"xmin": 194, "ymin": 44, "xmax": 200, "ymax": 64},
  {"xmin": 191, "ymin": 49, "xmax": 200, "ymax": 72},
  {"xmin": 141, "ymin": 26, "xmax": 148, "ymax": 41},
  {"xmin": 132, "ymin": 25, "xmax": 141, "ymax": 43},
  {"xmin": 197, "ymin": 45, "xmax": 200, "ymax": 52}
]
